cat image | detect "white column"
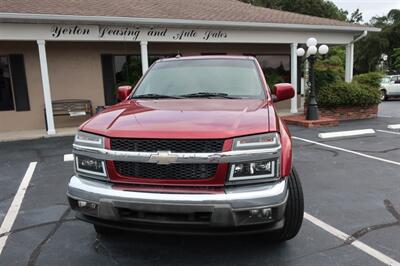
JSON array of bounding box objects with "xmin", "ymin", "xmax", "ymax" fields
[
  {"xmin": 140, "ymin": 41, "xmax": 149, "ymax": 74},
  {"xmin": 345, "ymin": 43, "xmax": 354, "ymax": 82},
  {"xmin": 37, "ymin": 40, "xmax": 56, "ymax": 135},
  {"xmin": 290, "ymin": 43, "xmax": 298, "ymax": 113}
]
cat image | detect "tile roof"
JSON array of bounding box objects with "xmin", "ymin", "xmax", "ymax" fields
[{"xmin": 0, "ymin": 0, "xmax": 368, "ymax": 29}]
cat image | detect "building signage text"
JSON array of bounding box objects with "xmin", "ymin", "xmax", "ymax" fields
[{"xmin": 50, "ymin": 25, "xmax": 228, "ymax": 41}]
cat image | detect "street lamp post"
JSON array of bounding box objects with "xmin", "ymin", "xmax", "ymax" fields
[{"xmin": 297, "ymin": 38, "xmax": 329, "ymax": 120}]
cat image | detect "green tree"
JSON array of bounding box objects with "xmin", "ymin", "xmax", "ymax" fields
[
  {"xmin": 354, "ymin": 9, "xmax": 400, "ymax": 73},
  {"xmin": 315, "ymin": 46, "xmax": 345, "ymax": 88},
  {"xmin": 388, "ymin": 9, "xmax": 400, "ymax": 23},
  {"xmin": 393, "ymin": 48, "xmax": 400, "ymax": 70},
  {"xmin": 240, "ymin": 0, "xmax": 347, "ymax": 21},
  {"xmin": 349, "ymin": 8, "xmax": 363, "ymax": 23}
]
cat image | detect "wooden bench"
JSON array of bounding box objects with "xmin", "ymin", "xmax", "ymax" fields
[{"xmin": 44, "ymin": 99, "xmax": 93, "ymax": 130}]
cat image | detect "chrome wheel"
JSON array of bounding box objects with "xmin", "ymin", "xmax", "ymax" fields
[{"xmin": 380, "ymin": 90, "xmax": 387, "ymax": 101}]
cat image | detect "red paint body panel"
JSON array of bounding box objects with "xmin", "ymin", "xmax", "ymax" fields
[
  {"xmin": 117, "ymin": 85, "xmax": 133, "ymax": 102},
  {"xmin": 80, "ymin": 56, "xmax": 293, "ymax": 187},
  {"xmin": 274, "ymin": 83, "xmax": 295, "ymax": 102},
  {"xmin": 278, "ymin": 117, "xmax": 293, "ymax": 177},
  {"xmin": 83, "ymin": 99, "xmax": 272, "ymax": 139}
]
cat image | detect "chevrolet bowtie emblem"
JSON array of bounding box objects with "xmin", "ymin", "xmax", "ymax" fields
[{"xmin": 148, "ymin": 151, "xmax": 178, "ymax": 165}]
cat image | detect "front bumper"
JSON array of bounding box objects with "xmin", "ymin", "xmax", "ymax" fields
[{"xmin": 67, "ymin": 175, "xmax": 288, "ymax": 234}]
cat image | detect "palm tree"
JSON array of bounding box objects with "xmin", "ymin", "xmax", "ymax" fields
[{"xmin": 388, "ymin": 9, "xmax": 400, "ymax": 24}]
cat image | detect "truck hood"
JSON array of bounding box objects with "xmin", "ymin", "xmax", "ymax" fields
[{"xmin": 82, "ymin": 99, "xmax": 275, "ymax": 139}]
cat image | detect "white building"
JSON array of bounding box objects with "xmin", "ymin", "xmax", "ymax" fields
[{"xmin": 0, "ymin": 0, "xmax": 378, "ymax": 134}]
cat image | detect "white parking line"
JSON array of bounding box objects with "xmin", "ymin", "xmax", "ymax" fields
[
  {"xmin": 304, "ymin": 213, "xmax": 400, "ymax": 266},
  {"xmin": 0, "ymin": 162, "xmax": 37, "ymax": 255},
  {"xmin": 318, "ymin": 129, "xmax": 375, "ymax": 139},
  {"xmin": 293, "ymin": 136, "xmax": 400, "ymax": 166},
  {"xmin": 388, "ymin": 124, "xmax": 400, "ymax": 130},
  {"xmin": 377, "ymin": 130, "xmax": 400, "ymax": 136},
  {"xmin": 64, "ymin": 154, "xmax": 74, "ymax": 162}
]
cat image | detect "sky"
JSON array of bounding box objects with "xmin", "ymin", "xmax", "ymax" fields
[{"xmin": 331, "ymin": 0, "xmax": 400, "ymax": 22}]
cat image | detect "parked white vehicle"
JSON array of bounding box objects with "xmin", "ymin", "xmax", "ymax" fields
[{"xmin": 380, "ymin": 75, "xmax": 400, "ymax": 101}]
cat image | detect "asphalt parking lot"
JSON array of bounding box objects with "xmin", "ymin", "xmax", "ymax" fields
[{"xmin": 0, "ymin": 102, "xmax": 399, "ymax": 266}]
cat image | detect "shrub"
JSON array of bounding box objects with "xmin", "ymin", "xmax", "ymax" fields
[
  {"xmin": 266, "ymin": 72, "xmax": 285, "ymax": 92},
  {"xmin": 317, "ymin": 80, "xmax": 381, "ymax": 108},
  {"xmin": 353, "ymin": 72, "xmax": 383, "ymax": 89}
]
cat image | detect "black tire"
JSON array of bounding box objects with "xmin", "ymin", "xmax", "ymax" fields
[
  {"xmin": 94, "ymin": 224, "xmax": 116, "ymax": 235},
  {"xmin": 275, "ymin": 167, "xmax": 304, "ymax": 242},
  {"xmin": 380, "ymin": 89, "xmax": 387, "ymax": 101}
]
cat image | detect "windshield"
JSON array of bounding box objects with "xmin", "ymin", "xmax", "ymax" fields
[
  {"xmin": 132, "ymin": 59, "xmax": 265, "ymax": 99},
  {"xmin": 382, "ymin": 77, "xmax": 391, "ymax": 83}
]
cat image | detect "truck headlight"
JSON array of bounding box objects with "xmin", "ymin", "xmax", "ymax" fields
[
  {"xmin": 75, "ymin": 155, "xmax": 107, "ymax": 177},
  {"xmin": 230, "ymin": 133, "xmax": 280, "ymax": 181},
  {"xmin": 74, "ymin": 131, "xmax": 107, "ymax": 179},
  {"xmin": 233, "ymin": 133, "xmax": 279, "ymax": 150},
  {"xmin": 229, "ymin": 159, "xmax": 278, "ymax": 181},
  {"xmin": 74, "ymin": 131, "xmax": 104, "ymax": 148}
]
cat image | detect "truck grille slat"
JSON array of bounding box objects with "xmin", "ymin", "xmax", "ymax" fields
[
  {"xmin": 110, "ymin": 138, "xmax": 224, "ymax": 153},
  {"xmin": 114, "ymin": 162, "xmax": 218, "ymax": 180}
]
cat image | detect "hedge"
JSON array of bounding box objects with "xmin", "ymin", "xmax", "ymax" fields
[
  {"xmin": 353, "ymin": 72, "xmax": 383, "ymax": 89},
  {"xmin": 317, "ymin": 82, "xmax": 381, "ymax": 107},
  {"xmin": 316, "ymin": 72, "xmax": 382, "ymax": 108}
]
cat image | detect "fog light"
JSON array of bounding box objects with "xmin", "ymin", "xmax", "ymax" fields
[
  {"xmin": 249, "ymin": 208, "xmax": 272, "ymax": 219},
  {"xmin": 77, "ymin": 200, "xmax": 97, "ymax": 209},
  {"xmin": 77, "ymin": 200, "xmax": 87, "ymax": 208},
  {"xmin": 249, "ymin": 209, "xmax": 259, "ymax": 217},
  {"xmin": 87, "ymin": 202, "xmax": 97, "ymax": 209},
  {"xmin": 261, "ymin": 208, "xmax": 272, "ymax": 219}
]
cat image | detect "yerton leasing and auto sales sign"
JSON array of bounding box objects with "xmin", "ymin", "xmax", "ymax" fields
[
  {"xmin": 50, "ymin": 25, "xmax": 228, "ymax": 42},
  {"xmin": 0, "ymin": 23, "xmax": 354, "ymax": 44}
]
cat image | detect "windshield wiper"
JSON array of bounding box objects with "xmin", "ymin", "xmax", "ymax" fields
[
  {"xmin": 179, "ymin": 92, "xmax": 240, "ymax": 99},
  {"xmin": 131, "ymin": 94, "xmax": 183, "ymax": 99}
]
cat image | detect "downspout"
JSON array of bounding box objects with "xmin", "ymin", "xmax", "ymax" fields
[
  {"xmin": 351, "ymin": 30, "xmax": 368, "ymax": 44},
  {"xmin": 345, "ymin": 30, "xmax": 368, "ymax": 82}
]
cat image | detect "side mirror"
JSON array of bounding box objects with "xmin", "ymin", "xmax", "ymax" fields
[
  {"xmin": 117, "ymin": 85, "xmax": 133, "ymax": 102},
  {"xmin": 272, "ymin": 83, "xmax": 295, "ymax": 102}
]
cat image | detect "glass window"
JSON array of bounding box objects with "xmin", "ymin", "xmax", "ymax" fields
[
  {"xmin": 113, "ymin": 54, "xmax": 174, "ymax": 86},
  {"xmin": 105, "ymin": 54, "xmax": 174, "ymax": 104},
  {"xmin": 133, "ymin": 59, "xmax": 265, "ymax": 99},
  {"xmin": 246, "ymin": 55, "xmax": 290, "ymax": 89},
  {"xmin": 114, "ymin": 55, "xmax": 141, "ymax": 86},
  {"xmin": 0, "ymin": 56, "xmax": 14, "ymax": 111}
]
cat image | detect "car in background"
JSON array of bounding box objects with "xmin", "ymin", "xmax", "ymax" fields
[{"xmin": 380, "ymin": 75, "xmax": 400, "ymax": 101}]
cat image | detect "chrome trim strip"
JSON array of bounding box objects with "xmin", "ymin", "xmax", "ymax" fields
[
  {"xmin": 68, "ymin": 175, "xmax": 287, "ymax": 203},
  {"xmin": 72, "ymin": 143, "xmax": 281, "ymax": 164}
]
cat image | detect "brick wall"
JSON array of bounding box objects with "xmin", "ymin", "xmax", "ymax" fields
[{"xmin": 304, "ymin": 105, "xmax": 378, "ymax": 121}]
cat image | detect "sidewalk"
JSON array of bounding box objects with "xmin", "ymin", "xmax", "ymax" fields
[
  {"xmin": 0, "ymin": 127, "xmax": 77, "ymax": 142},
  {"xmin": 277, "ymin": 108, "xmax": 304, "ymax": 117}
]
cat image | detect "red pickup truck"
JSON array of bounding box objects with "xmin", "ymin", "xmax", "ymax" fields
[{"xmin": 67, "ymin": 56, "xmax": 304, "ymax": 241}]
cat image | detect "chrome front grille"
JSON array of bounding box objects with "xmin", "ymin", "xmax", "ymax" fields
[
  {"xmin": 110, "ymin": 138, "xmax": 225, "ymax": 153},
  {"xmin": 114, "ymin": 161, "xmax": 218, "ymax": 180}
]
